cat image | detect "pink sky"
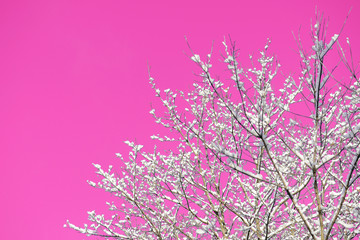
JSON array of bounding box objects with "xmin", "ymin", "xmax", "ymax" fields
[{"xmin": 0, "ymin": 0, "xmax": 359, "ymax": 239}]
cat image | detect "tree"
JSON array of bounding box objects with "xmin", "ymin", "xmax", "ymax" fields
[{"xmin": 66, "ymin": 14, "xmax": 360, "ymax": 239}]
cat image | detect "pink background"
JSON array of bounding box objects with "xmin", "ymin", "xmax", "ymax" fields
[{"xmin": 0, "ymin": 0, "xmax": 359, "ymax": 239}]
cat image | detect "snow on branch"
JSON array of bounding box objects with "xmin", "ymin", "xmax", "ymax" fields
[{"xmin": 67, "ymin": 16, "xmax": 360, "ymax": 239}]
